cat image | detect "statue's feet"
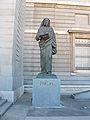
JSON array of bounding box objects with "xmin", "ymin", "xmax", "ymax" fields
[{"xmin": 37, "ymin": 72, "xmax": 57, "ymax": 78}]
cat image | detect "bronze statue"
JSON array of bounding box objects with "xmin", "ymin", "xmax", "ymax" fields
[{"xmin": 35, "ymin": 18, "xmax": 57, "ymax": 74}]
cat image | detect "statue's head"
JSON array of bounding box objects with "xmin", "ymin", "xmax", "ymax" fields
[{"xmin": 41, "ymin": 18, "xmax": 50, "ymax": 27}]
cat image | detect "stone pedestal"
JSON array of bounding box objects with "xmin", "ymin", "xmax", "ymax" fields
[{"xmin": 32, "ymin": 75, "xmax": 60, "ymax": 107}]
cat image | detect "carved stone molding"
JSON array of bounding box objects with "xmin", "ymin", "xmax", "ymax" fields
[
  {"xmin": 26, "ymin": 0, "xmax": 90, "ymax": 7},
  {"xmin": 68, "ymin": 29, "xmax": 90, "ymax": 34}
]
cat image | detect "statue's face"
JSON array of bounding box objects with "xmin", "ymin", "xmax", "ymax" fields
[{"xmin": 43, "ymin": 18, "xmax": 49, "ymax": 26}]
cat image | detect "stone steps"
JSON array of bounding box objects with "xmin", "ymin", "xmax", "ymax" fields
[
  {"xmin": 0, "ymin": 99, "xmax": 7, "ymax": 107},
  {"xmin": 0, "ymin": 98, "xmax": 12, "ymax": 117},
  {"xmin": 24, "ymin": 76, "xmax": 90, "ymax": 85},
  {"xmin": 24, "ymin": 75, "xmax": 90, "ymax": 94},
  {"xmin": 24, "ymin": 85, "xmax": 90, "ymax": 95},
  {"xmin": 24, "ymin": 80, "xmax": 90, "ymax": 86},
  {"xmin": 24, "ymin": 85, "xmax": 32, "ymax": 93}
]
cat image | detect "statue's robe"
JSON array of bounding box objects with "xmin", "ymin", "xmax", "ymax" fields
[{"xmin": 36, "ymin": 26, "xmax": 57, "ymax": 74}]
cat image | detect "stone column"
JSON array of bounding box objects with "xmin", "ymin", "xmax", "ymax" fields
[{"xmin": 0, "ymin": 0, "xmax": 25, "ymax": 102}]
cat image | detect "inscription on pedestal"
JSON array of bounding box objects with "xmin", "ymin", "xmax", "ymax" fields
[{"xmin": 40, "ymin": 80, "xmax": 54, "ymax": 86}]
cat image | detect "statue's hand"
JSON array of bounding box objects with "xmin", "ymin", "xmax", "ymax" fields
[
  {"xmin": 39, "ymin": 36, "xmax": 42, "ymax": 40},
  {"xmin": 42, "ymin": 34, "xmax": 49, "ymax": 41}
]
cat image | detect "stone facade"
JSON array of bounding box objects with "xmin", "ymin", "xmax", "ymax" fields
[
  {"xmin": 0, "ymin": 0, "xmax": 25, "ymax": 102},
  {"xmin": 24, "ymin": 0, "xmax": 90, "ymax": 94},
  {"xmin": 1, "ymin": 0, "xmax": 90, "ymax": 101}
]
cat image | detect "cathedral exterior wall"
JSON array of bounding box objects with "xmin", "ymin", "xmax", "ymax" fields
[
  {"xmin": 24, "ymin": 1, "xmax": 90, "ymax": 94},
  {"xmin": 0, "ymin": 0, "xmax": 15, "ymax": 91},
  {"xmin": 0, "ymin": 0, "xmax": 25, "ymax": 102}
]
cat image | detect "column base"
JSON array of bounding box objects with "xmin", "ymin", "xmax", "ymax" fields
[{"xmin": 0, "ymin": 86, "xmax": 24, "ymax": 103}]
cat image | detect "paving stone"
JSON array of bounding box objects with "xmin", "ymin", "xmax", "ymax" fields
[
  {"xmin": 25, "ymin": 116, "xmax": 90, "ymax": 120},
  {"xmin": 1, "ymin": 93, "xmax": 90, "ymax": 120}
]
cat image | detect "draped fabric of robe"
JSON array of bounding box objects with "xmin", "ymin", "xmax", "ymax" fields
[{"xmin": 36, "ymin": 25, "xmax": 57, "ymax": 74}]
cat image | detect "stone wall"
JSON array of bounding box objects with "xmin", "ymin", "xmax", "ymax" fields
[
  {"xmin": 0, "ymin": 0, "xmax": 15, "ymax": 91},
  {"xmin": 24, "ymin": 1, "xmax": 90, "ymax": 94},
  {"xmin": 0, "ymin": 0, "xmax": 25, "ymax": 102},
  {"xmin": 12, "ymin": 0, "xmax": 24, "ymax": 90}
]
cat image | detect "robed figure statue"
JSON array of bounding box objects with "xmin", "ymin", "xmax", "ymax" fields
[{"xmin": 35, "ymin": 18, "xmax": 57, "ymax": 74}]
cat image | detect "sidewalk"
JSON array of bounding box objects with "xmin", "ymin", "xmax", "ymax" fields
[
  {"xmin": 1, "ymin": 93, "xmax": 90, "ymax": 120},
  {"xmin": 26, "ymin": 116, "xmax": 90, "ymax": 120}
]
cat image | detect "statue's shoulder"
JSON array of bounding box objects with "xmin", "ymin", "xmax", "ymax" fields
[
  {"xmin": 38, "ymin": 26, "xmax": 43, "ymax": 30},
  {"xmin": 49, "ymin": 26, "xmax": 54, "ymax": 33},
  {"xmin": 38, "ymin": 26, "xmax": 44, "ymax": 33}
]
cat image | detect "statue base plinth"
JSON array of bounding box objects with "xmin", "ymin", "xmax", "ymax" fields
[
  {"xmin": 32, "ymin": 75, "xmax": 60, "ymax": 107},
  {"xmin": 36, "ymin": 73, "xmax": 57, "ymax": 78}
]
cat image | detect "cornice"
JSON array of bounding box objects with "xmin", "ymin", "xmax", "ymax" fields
[
  {"xmin": 26, "ymin": 0, "xmax": 90, "ymax": 7},
  {"xmin": 68, "ymin": 28, "xmax": 90, "ymax": 34}
]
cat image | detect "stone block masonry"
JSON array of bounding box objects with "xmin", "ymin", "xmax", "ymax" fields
[
  {"xmin": 24, "ymin": 1, "xmax": 90, "ymax": 94},
  {"xmin": 0, "ymin": 0, "xmax": 25, "ymax": 102}
]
